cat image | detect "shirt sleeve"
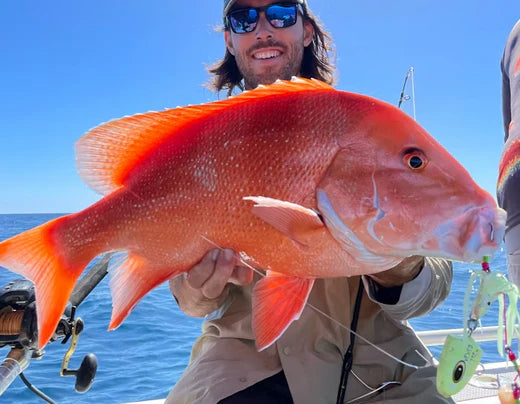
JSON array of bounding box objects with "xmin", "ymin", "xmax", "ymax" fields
[{"xmin": 362, "ymin": 257, "xmax": 453, "ymax": 321}]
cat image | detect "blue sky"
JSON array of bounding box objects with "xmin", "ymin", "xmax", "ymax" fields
[{"xmin": 1, "ymin": 1, "xmax": 518, "ymax": 213}]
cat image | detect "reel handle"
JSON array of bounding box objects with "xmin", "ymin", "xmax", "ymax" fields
[{"xmin": 62, "ymin": 353, "xmax": 97, "ymax": 393}]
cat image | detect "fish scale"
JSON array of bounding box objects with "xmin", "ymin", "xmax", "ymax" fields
[{"xmin": 0, "ymin": 77, "xmax": 505, "ymax": 350}]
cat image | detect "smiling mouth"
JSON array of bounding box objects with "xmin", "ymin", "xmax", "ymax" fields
[{"xmin": 252, "ymin": 50, "xmax": 282, "ymax": 60}]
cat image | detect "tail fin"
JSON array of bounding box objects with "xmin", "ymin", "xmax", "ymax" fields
[{"xmin": 0, "ymin": 216, "xmax": 90, "ymax": 348}]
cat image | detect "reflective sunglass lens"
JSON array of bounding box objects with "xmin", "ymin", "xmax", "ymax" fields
[
  {"xmin": 228, "ymin": 3, "xmax": 299, "ymax": 34},
  {"xmin": 266, "ymin": 5, "xmax": 297, "ymax": 28},
  {"xmin": 230, "ymin": 9, "xmax": 258, "ymax": 33}
]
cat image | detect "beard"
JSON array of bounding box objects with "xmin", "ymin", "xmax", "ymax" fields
[{"xmin": 235, "ymin": 39, "xmax": 305, "ymax": 90}]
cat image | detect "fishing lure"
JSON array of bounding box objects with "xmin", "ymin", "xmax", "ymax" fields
[
  {"xmin": 437, "ymin": 257, "xmax": 520, "ymax": 398},
  {"xmin": 467, "ymin": 268, "xmax": 520, "ymax": 357},
  {"xmin": 436, "ymin": 317, "xmax": 482, "ymax": 396}
]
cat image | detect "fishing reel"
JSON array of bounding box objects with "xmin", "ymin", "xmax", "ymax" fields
[{"xmin": 0, "ymin": 278, "xmax": 97, "ymax": 393}]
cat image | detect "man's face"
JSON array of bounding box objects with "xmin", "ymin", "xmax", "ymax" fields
[{"xmin": 224, "ymin": 0, "xmax": 314, "ymax": 90}]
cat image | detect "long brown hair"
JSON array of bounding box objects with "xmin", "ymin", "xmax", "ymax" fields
[{"xmin": 207, "ymin": 7, "xmax": 336, "ymax": 96}]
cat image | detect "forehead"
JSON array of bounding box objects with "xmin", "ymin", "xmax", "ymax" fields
[{"xmin": 231, "ymin": 0, "xmax": 282, "ymax": 9}]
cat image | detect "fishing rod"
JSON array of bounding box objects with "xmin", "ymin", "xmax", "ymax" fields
[
  {"xmin": 397, "ymin": 67, "xmax": 416, "ymax": 121},
  {"xmin": 0, "ymin": 253, "xmax": 111, "ymax": 402}
]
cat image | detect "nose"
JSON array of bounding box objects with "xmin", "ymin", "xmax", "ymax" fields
[{"xmin": 255, "ymin": 11, "xmax": 274, "ymax": 40}]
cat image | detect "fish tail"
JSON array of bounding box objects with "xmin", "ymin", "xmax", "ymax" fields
[{"xmin": 0, "ymin": 215, "xmax": 93, "ymax": 348}]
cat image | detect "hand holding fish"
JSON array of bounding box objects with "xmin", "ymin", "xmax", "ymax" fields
[
  {"xmin": 368, "ymin": 256, "xmax": 424, "ymax": 288},
  {"xmin": 169, "ymin": 248, "xmax": 253, "ymax": 317}
]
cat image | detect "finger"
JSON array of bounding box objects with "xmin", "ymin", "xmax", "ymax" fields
[
  {"xmin": 186, "ymin": 249, "xmax": 219, "ymax": 289},
  {"xmin": 201, "ymin": 249, "xmax": 236, "ymax": 299},
  {"xmin": 402, "ymin": 255, "xmax": 423, "ymax": 267},
  {"xmin": 229, "ymin": 266, "xmax": 254, "ymax": 286},
  {"xmin": 388, "ymin": 255, "xmax": 424, "ymax": 273}
]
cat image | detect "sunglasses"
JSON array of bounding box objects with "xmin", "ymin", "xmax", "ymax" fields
[{"xmin": 225, "ymin": 2, "xmax": 304, "ymax": 34}]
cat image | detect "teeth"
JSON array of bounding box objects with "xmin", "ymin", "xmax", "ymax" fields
[{"xmin": 254, "ymin": 50, "xmax": 280, "ymax": 59}]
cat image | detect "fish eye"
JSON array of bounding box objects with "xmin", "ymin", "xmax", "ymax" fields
[
  {"xmin": 452, "ymin": 360, "xmax": 465, "ymax": 383},
  {"xmin": 409, "ymin": 156, "xmax": 423, "ymax": 168},
  {"xmin": 402, "ymin": 148, "xmax": 427, "ymax": 171}
]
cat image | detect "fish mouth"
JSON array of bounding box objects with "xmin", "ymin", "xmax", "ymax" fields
[{"xmin": 433, "ymin": 206, "xmax": 506, "ymax": 262}]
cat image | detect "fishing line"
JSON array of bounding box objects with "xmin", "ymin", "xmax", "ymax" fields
[
  {"xmin": 350, "ymin": 370, "xmax": 376, "ymax": 391},
  {"xmin": 200, "ymin": 235, "xmax": 423, "ymax": 370},
  {"xmin": 414, "ymin": 348, "xmax": 436, "ymax": 367}
]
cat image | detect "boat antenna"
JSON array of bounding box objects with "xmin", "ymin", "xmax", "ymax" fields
[{"xmin": 397, "ymin": 67, "xmax": 416, "ymax": 121}]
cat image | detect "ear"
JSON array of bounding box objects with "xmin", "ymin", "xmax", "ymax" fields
[
  {"xmin": 224, "ymin": 30, "xmax": 236, "ymax": 56},
  {"xmin": 303, "ymin": 20, "xmax": 314, "ymax": 47}
]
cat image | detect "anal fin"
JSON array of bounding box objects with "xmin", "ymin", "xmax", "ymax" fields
[
  {"xmin": 108, "ymin": 252, "xmax": 182, "ymax": 330},
  {"xmin": 252, "ymin": 272, "xmax": 314, "ymax": 351}
]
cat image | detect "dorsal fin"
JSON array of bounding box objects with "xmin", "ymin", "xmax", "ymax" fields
[{"xmin": 75, "ymin": 77, "xmax": 334, "ymax": 195}]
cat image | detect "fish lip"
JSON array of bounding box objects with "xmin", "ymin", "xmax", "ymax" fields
[{"xmin": 433, "ymin": 206, "xmax": 506, "ymax": 262}]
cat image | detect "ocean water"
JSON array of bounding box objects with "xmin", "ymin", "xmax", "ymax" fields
[{"xmin": 0, "ymin": 213, "xmax": 512, "ymax": 403}]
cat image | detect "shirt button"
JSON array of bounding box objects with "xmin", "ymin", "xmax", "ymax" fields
[
  {"xmin": 239, "ymin": 377, "xmax": 247, "ymax": 382},
  {"xmin": 283, "ymin": 346, "xmax": 291, "ymax": 355}
]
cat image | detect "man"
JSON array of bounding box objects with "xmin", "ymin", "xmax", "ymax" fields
[
  {"xmin": 167, "ymin": 1, "xmax": 453, "ymax": 403},
  {"xmin": 498, "ymin": 19, "xmax": 520, "ymax": 288},
  {"xmin": 497, "ymin": 19, "xmax": 520, "ymax": 404}
]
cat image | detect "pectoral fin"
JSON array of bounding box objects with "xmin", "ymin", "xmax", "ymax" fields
[
  {"xmin": 244, "ymin": 196, "xmax": 324, "ymax": 247},
  {"xmin": 252, "ymin": 271, "xmax": 314, "ymax": 351}
]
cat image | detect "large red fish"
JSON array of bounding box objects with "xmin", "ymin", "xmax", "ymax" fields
[{"xmin": 0, "ymin": 78, "xmax": 505, "ymax": 350}]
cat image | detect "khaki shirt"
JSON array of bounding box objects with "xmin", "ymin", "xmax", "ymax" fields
[{"xmin": 167, "ymin": 258, "xmax": 454, "ymax": 404}]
